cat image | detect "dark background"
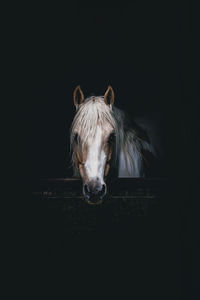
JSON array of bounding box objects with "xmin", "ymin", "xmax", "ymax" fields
[
  {"xmin": 15, "ymin": 1, "xmax": 195, "ymax": 182},
  {"xmin": 11, "ymin": 1, "xmax": 198, "ymax": 299}
]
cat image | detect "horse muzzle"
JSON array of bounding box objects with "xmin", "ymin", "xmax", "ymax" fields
[{"xmin": 83, "ymin": 179, "xmax": 107, "ymax": 205}]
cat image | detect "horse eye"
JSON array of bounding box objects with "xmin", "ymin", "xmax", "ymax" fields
[
  {"xmin": 74, "ymin": 133, "xmax": 79, "ymax": 143},
  {"xmin": 108, "ymin": 132, "xmax": 116, "ymax": 144}
]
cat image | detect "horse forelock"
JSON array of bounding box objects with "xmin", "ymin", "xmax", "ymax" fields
[{"xmin": 70, "ymin": 96, "xmax": 117, "ymax": 148}]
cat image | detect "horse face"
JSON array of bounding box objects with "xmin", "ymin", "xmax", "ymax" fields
[
  {"xmin": 74, "ymin": 125, "xmax": 115, "ymax": 204},
  {"xmin": 72, "ymin": 85, "xmax": 115, "ymax": 205}
]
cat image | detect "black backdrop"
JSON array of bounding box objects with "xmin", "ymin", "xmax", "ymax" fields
[
  {"xmin": 16, "ymin": 1, "xmax": 193, "ymax": 182},
  {"xmin": 11, "ymin": 1, "xmax": 198, "ymax": 299}
]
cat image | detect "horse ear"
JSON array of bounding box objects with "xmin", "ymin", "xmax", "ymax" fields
[
  {"xmin": 104, "ymin": 85, "xmax": 114, "ymax": 107},
  {"xmin": 73, "ymin": 85, "xmax": 84, "ymax": 109}
]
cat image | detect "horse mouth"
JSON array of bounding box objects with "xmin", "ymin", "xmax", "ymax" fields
[{"xmin": 86, "ymin": 198, "xmax": 103, "ymax": 205}]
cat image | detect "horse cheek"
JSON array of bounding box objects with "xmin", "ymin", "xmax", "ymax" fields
[
  {"xmin": 104, "ymin": 163, "xmax": 110, "ymax": 177},
  {"xmin": 79, "ymin": 164, "xmax": 89, "ymax": 183},
  {"xmin": 107, "ymin": 146, "xmax": 113, "ymax": 162}
]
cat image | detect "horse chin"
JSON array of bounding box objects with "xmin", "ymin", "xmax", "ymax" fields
[
  {"xmin": 85, "ymin": 196, "xmax": 103, "ymax": 206},
  {"xmin": 87, "ymin": 199, "xmax": 103, "ymax": 206}
]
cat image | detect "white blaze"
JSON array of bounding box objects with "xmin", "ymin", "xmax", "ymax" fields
[{"xmin": 85, "ymin": 125, "xmax": 107, "ymax": 183}]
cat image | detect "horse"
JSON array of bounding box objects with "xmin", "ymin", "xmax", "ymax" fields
[{"xmin": 70, "ymin": 85, "xmax": 159, "ymax": 205}]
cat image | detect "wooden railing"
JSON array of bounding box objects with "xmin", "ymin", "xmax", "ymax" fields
[{"xmin": 31, "ymin": 177, "xmax": 171, "ymax": 234}]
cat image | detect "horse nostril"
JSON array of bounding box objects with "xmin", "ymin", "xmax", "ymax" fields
[
  {"xmin": 83, "ymin": 184, "xmax": 90, "ymax": 197},
  {"xmin": 98, "ymin": 184, "xmax": 107, "ymax": 198}
]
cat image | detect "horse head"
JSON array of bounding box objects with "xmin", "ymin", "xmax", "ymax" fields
[{"xmin": 71, "ymin": 85, "xmax": 116, "ymax": 204}]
